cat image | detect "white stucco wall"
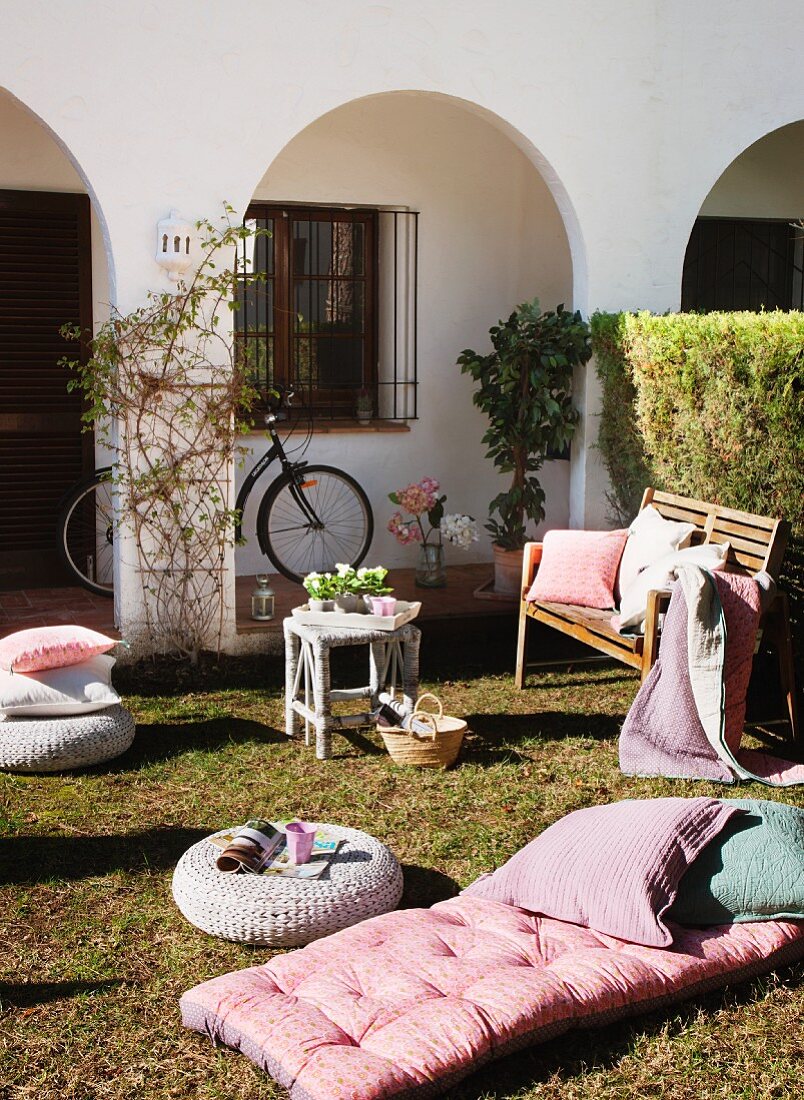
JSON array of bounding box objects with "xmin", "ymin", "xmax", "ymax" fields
[
  {"xmin": 236, "ymin": 93, "xmax": 573, "ymax": 574},
  {"xmin": 1, "ymin": 0, "xmax": 802, "ymax": 645}
]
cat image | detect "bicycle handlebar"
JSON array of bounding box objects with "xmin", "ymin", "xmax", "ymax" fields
[{"xmin": 264, "ymin": 386, "xmax": 295, "ymax": 427}]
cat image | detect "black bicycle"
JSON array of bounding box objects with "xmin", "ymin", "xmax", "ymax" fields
[{"xmin": 57, "ymin": 401, "xmax": 374, "ymax": 596}]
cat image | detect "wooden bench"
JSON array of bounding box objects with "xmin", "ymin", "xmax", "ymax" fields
[{"xmin": 515, "ymin": 488, "xmax": 800, "ymax": 746}]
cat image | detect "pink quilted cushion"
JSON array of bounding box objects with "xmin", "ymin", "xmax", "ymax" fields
[
  {"xmin": 526, "ymin": 528, "xmax": 628, "ymax": 609},
  {"xmin": 181, "ymin": 896, "xmax": 804, "ymax": 1100},
  {"xmin": 0, "ymin": 626, "xmax": 118, "ymax": 673},
  {"xmin": 463, "ymin": 798, "xmax": 743, "ymax": 946}
]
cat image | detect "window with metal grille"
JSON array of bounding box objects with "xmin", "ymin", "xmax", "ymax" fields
[
  {"xmin": 236, "ymin": 203, "xmax": 418, "ymax": 421},
  {"xmin": 681, "ymin": 217, "xmax": 804, "ymax": 312}
]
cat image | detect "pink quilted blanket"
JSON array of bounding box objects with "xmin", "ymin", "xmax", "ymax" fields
[
  {"xmin": 620, "ymin": 566, "xmax": 804, "ymax": 786},
  {"xmin": 181, "ymin": 896, "xmax": 804, "ymax": 1100}
]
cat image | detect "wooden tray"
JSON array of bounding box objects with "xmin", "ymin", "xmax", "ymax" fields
[{"xmin": 291, "ymin": 600, "xmax": 422, "ymax": 632}]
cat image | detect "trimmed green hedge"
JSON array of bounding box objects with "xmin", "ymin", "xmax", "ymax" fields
[{"xmin": 591, "ymin": 310, "xmax": 804, "ymax": 679}]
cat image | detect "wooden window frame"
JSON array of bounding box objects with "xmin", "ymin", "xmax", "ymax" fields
[{"xmin": 239, "ymin": 203, "xmax": 379, "ymax": 416}]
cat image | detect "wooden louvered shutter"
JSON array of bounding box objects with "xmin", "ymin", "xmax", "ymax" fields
[{"xmin": 0, "ymin": 189, "xmax": 92, "ymax": 589}]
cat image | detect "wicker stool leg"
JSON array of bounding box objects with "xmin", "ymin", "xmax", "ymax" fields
[
  {"xmin": 402, "ymin": 627, "xmax": 421, "ymax": 714},
  {"xmin": 283, "ymin": 622, "xmax": 303, "ymax": 742},
  {"xmin": 311, "ymin": 636, "xmax": 334, "ymax": 760},
  {"xmin": 369, "ymin": 640, "xmax": 388, "ymax": 707}
]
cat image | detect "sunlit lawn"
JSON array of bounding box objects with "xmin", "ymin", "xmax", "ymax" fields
[{"xmin": 1, "ymin": 622, "xmax": 802, "ymax": 1099}]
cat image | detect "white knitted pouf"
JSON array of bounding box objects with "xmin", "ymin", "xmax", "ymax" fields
[
  {"xmin": 172, "ymin": 824, "xmax": 404, "ymax": 947},
  {"xmin": 0, "ymin": 704, "xmax": 136, "ymax": 773}
]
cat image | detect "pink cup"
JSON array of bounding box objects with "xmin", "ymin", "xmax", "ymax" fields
[
  {"xmin": 285, "ymin": 821, "xmax": 317, "ymax": 864},
  {"xmin": 370, "ymin": 596, "xmax": 397, "ymax": 616}
]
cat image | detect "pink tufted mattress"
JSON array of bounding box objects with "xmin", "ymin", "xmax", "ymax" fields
[{"xmin": 181, "ymin": 896, "xmax": 804, "ymax": 1100}]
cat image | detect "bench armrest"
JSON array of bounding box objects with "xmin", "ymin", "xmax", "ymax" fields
[
  {"xmin": 520, "ymin": 542, "xmax": 543, "ymax": 597},
  {"xmin": 642, "ymin": 587, "xmax": 673, "ymax": 674}
]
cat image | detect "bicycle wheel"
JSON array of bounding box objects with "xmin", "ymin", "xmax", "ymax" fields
[
  {"xmin": 57, "ymin": 468, "xmax": 115, "ymax": 597},
  {"xmin": 257, "ymin": 465, "xmax": 374, "ymax": 582}
]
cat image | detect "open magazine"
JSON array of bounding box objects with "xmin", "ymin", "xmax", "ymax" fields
[{"xmin": 208, "ymin": 819, "xmax": 342, "ymax": 880}]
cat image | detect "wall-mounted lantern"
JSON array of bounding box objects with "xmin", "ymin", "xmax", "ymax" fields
[{"xmin": 156, "ymin": 209, "xmax": 194, "ymax": 281}]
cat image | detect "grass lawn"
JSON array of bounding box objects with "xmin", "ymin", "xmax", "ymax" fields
[{"xmin": 1, "ymin": 622, "xmax": 802, "ymax": 1099}]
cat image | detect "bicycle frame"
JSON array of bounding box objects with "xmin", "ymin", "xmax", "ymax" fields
[{"xmin": 233, "ymin": 423, "xmax": 319, "ymax": 552}]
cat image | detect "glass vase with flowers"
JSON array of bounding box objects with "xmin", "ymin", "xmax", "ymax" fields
[{"xmin": 388, "ymin": 477, "xmax": 478, "ymax": 588}]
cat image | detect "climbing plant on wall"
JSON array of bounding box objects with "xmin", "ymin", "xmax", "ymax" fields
[{"xmin": 62, "ymin": 209, "xmax": 265, "ymax": 662}]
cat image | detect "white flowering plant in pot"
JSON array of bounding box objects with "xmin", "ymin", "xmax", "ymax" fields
[{"xmin": 302, "ymin": 571, "xmax": 340, "ymax": 611}]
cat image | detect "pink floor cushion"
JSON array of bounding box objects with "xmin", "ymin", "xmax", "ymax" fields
[{"xmin": 181, "ymin": 896, "xmax": 804, "ymax": 1100}]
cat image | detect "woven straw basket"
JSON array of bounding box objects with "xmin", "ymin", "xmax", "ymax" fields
[{"xmin": 380, "ymin": 693, "xmax": 466, "ymax": 769}]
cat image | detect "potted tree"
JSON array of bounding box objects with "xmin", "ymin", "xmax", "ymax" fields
[{"xmin": 458, "ymin": 298, "xmax": 592, "ymax": 595}]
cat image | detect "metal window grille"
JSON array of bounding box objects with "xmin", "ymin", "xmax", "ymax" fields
[
  {"xmin": 681, "ymin": 217, "xmax": 804, "ymax": 312},
  {"xmin": 236, "ymin": 203, "xmax": 419, "ymax": 421}
]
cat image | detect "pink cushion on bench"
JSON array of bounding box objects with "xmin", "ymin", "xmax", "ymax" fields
[
  {"xmin": 181, "ymin": 896, "xmax": 804, "ymax": 1100},
  {"xmin": 526, "ymin": 528, "xmax": 628, "ymax": 609}
]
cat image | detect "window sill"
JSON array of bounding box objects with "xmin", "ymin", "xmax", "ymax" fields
[{"xmin": 280, "ymin": 420, "xmax": 411, "ymax": 435}]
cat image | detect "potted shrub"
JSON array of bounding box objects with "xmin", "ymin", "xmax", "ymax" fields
[
  {"xmin": 355, "ymin": 387, "xmax": 374, "ymax": 425},
  {"xmin": 458, "ymin": 299, "xmax": 591, "ymax": 595}
]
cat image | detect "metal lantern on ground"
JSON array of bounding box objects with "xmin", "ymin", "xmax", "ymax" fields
[
  {"xmin": 156, "ymin": 209, "xmax": 194, "ymax": 281},
  {"xmin": 251, "ymin": 574, "xmax": 275, "ymax": 621}
]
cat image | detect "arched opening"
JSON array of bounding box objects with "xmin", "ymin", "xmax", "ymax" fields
[
  {"xmin": 0, "ymin": 88, "xmax": 111, "ymax": 592},
  {"xmin": 681, "ymin": 121, "xmax": 804, "ymax": 312},
  {"xmin": 234, "ymin": 91, "xmax": 578, "ymax": 578}
]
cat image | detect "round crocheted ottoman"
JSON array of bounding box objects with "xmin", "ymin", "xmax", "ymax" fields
[
  {"xmin": 0, "ymin": 704, "xmax": 136, "ymax": 773},
  {"xmin": 172, "ymin": 824, "xmax": 404, "ymax": 947}
]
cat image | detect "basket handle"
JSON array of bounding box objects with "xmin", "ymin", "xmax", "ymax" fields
[
  {"xmin": 408, "ymin": 710, "xmax": 438, "ymax": 742},
  {"xmin": 407, "ymin": 692, "xmax": 443, "ymax": 742},
  {"xmin": 412, "ymin": 692, "xmax": 444, "ymax": 721}
]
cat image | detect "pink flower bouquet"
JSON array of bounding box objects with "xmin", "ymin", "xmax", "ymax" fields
[{"xmin": 387, "ymin": 477, "xmax": 478, "ymax": 549}]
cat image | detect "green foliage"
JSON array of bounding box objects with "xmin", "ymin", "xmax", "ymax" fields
[
  {"xmin": 458, "ymin": 299, "xmax": 591, "ymax": 549},
  {"xmin": 592, "ymin": 309, "xmax": 804, "ymax": 661},
  {"xmin": 301, "ymin": 571, "xmax": 340, "ymax": 600},
  {"xmin": 590, "ymin": 312, "xmax": 654, "ymax": 525}
]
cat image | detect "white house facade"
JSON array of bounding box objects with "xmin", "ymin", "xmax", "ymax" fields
[{"xmin": 1, "ymin": 0, "xmax": 802, "ymax": 651}]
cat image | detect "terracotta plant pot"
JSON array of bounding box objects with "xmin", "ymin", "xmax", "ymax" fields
[{"xmin": 492, "ymin": 544, "xmax": 525, "ymax": 597}]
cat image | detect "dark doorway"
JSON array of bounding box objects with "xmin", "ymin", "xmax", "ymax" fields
[
  {"xmin": 681, "ymin": 217, "xmax": 804, "ymax": 312},
  {"xmin": 0, "ymin": 189, "xmax": 92, "ymax": 589}
]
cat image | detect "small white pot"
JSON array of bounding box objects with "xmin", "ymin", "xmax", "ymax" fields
[{"xmin": 308, "ymin": 598, "xmax": 335, "ymax": 612}]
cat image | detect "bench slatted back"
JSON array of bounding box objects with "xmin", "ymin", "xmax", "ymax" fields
[{"xmin": 641, "ymin": 488, "xmax": 789, "ymax": 580}]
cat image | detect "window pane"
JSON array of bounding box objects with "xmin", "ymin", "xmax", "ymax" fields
[
  {"xmin": 293, "ymin": 219, "xmax": 364, "ymax": 277},
  {"xmin": 236, "ymin": 336, "xmax": 273, "ymax": 395},
  {"xmin": 235, "ymin": 277, "xmax": 273, "ymax": 334},
  {"xmin": 293, "ymin": 335, "xmax": 364, "ymax": 389},
  {"xmin": 241, "ymin": 217, "xmax": 274, "ymax": 276},
  {"xmin": 294, "ymin": 279, "xmax": 364, "ymax": 332}
]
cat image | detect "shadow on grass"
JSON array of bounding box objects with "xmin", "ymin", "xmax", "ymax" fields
[
  {"xmin": 0, "ymin": 978, "xmax": 123, "ymax": 1010},
  {"xmin": 400, "ymin": 864, "xmax": 461, "ymax": 909},
  {"xmin": 462, "ymin": 711, "xmax": 623, "ymax": 763},
  {"xmin": 0, "ymin": 826, "xmax": 210, "ymax": 885},
  {"xmin": 446, "ymin": 960, "xmax": 804, "ymax": 1098},
  {"xmin": 85, "ymin": 716, "xmax": 286, "ymax": 773}
]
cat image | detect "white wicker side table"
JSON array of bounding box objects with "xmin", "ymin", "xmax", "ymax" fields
[
  {"xmin": 283, "ymin": 618, "xmax": 421, "ymax": 760},
  {"xmin": 171, "ymin": 823, "xmax": 404, "ymax": 947}
]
